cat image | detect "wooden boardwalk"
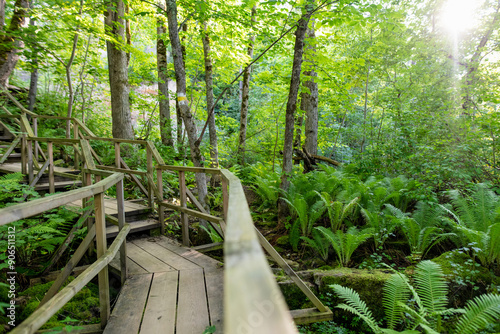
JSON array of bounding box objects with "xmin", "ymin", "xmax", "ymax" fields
[{"xmin": 107, "ymin": 236, "xmax": 223, "ymax": 334}]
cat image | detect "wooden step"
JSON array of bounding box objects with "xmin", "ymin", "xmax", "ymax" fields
[
  {"xmin": 34, "ymin": 180, "xmax": 82, "ymax": 191},
  {"xmin": 106, "ymin": 219, "xmax": 160, "ymax": 238}
]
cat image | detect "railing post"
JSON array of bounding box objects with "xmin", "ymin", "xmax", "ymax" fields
[
  {"xmin": 33, "ymin": 117, "xmax": 38, "ymax": 162},
  {"xmin": 20, "ymin": 120, "xmax": 27, "ymax": 174},
  {"xmin": 146, "ymin": 146, "xmax": 153, "ymax": 208},
  {"xmin": 73, "ymin": 120, "xmax": 79, "ymax": 169},
  {"xmin": 115, "ymin": 143, "xmax": 127, "ymax": 284},
  {"xmin": 95, "ymin": 192, "xmax": 110, "ymax": 328},
  {"xmin": 179, "ymin": 171, "xmax": 189, "ymax": 246},
  {"xmin": 157, "ymin": 168, "xmax": 165, "ymax": 235},
  {"xmin": 48, "ymin": 142, "xmax": 54, "ymax": 194},
  {"xmin": 27, "ymin": 140, "xmax": 33, "ymax": 184},
  {"xmin": 222, "ymin": 176, "xmax": 228, "ymax": 223}
]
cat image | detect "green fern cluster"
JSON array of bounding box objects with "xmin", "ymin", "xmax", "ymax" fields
[{"xmin": 331, "ymin": 260, "xmax": 500, "ymax": 334}]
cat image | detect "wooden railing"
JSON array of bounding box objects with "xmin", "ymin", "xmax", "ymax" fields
[{"xmin": 0, "ymin": 171, "xmax": 129, "ymax": 334}]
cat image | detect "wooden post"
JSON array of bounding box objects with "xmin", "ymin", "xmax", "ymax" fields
[
  {"xmin": 179, "ymin": 171, "xmax": 189, "ymax": 246},
  {"xmin": 85, "ymin": 172, "xmax": 95, "ymax": 256},
  {"xmin": 21, "ymin": 134, "xmax": 27, "ymax": 174},
  {"xmin": 115, "ymin": 142, "xmax": 127, "ymax": 284},
  {"xmin": 48, "ymin": 142, "xmax": 55, "ymax": 194},
  {"xmin": 222, "ymin": 177, "xmax": 228, "ymax": 223},
  {"xmin": 73, "ymin": 121, "xmax": 79, "ymax": 169},
  {"xmin": 157, "ymin": 169, "xmax": 165, "ymax": 235},
  {"xmin": 33, "ymin": 117, "xmax": 38, "ymax": 162},
  {"xmin": 27, "ymin": 140, "xmax": 33, "ymax": 184},
  {"xmin": 146, "ymin": 146, "xmax": 153, "ymax": 208},
  {"xmin": 94, "ymin": 192, "xmax": 110, "ymax": 328}
]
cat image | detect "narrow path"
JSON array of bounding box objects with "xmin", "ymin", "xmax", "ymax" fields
[{"xmin": 107, "ymin": 236, "xmax": 224, "ymax": 334}]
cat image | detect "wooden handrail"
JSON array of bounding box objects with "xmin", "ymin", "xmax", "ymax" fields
[
  {"xmin": 157, "ymin": 164, "xmax": 221, "ymax": 174},
  {"xmin": 220, "ymin": 169, "xmax": 298, "ymax": 333},
  {"xmin": 10, "ymin": 223, "xmax": 131, "ymax": 334}
]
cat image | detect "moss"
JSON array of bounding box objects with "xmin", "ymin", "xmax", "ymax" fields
[
  {"xmin": 276, "ymin": 235, "xmax": 289, "ymax": 246},
  {"xmin": 278, "ymin": 280, "xmax": 317, "ymax": 310},
  {"xmin": 18, "ymin": 278, "xmax": 100, "ymax": 329},
  {"xmin": 314, "ymin": 268, "xmax": 392, "ymax": 320}
]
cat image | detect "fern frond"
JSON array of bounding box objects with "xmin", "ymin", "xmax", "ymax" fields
[
  {"xmin": 414, "ymin": 261, "xmax": 448, "ymax": 314},
  {"xmin": 331, "ymin": 284, "xmax": 381, "ymax": 333},
  {"xmin": 454, "ymin": 294, "xmax": 500, "ymax": 334},
  {"xmin": 383, "ymin": 274, "xmax": 411, "ymax": 329}
]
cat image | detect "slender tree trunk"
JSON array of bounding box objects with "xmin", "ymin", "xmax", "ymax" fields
[
  {"xmin": 237, "ymin": 6, "xmax": 256, "ymax": 165},
  {"xmin": 294, "ymin": 114, "xmax": 303, "ymax": 149},
  {"xmin": 0, "ymin": 0, "xmax": 5, "ymax": 29},
  {"xmin": 462, "ymin": 0, "xmax": 500, "ymax": 112},
  {"xmin": 166, "ymin": 0, "xmax": 208, "ymax": 218},
  {"xmin": 105, "ymin": 0, "xmax": 134, "ymax": 139},
  {"xmin": 278, "ymin": 9, "xmax": 311, "ymax": 226},
  {"xmin": 27, "ymin": 9, "xmax": 37, "ymax": 112},
  {"xmin": 302, "ymin": 22, "xmax": 318, "ymax": 156},
  {"xmin": 157, "ymin": 7, "xmax": 173, "ymax": 146},
  {"xmin": 201, "ymin": 22, "xmax": 218, "ymax": 167},
  {"xmin": 0, "ymin": 0, "xmax": 29, "ymax": 88}
]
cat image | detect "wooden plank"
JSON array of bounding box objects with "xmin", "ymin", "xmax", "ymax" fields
[
  {"xmin": 204, "ymin": 269, "xmax": 224, "ymax": 332},
  {"xmin": 139, "ymin": 271, "xmax": 178, "ymax": 334},
  {"xmin": 95, "ymin": 165, "xmax": 147, "ymax": 176},
  {"xmin": 131, "ymin": 238, "xmax": 200, "ymax": 270},
  {"xmin": 73, "ymin": 118, "xmax": 97, "ymax": 137},
  {"xmin": 103, "ymin": 273, "xmax": 153, "ymax": 334},
  {"xmin": 146, "ymin": 141, "xmax": 165, "ymax": 165},
  {"xmin": 126, "ymin": 242, "xmax": 176, "ymax": 273},
  {"xmin": 158, "ymin": 164, "xmax": 221, "ymax": 174},
  {"xmin": 220, "ymin": 169, "xmax": 298, "ymax": 334},
  {"xmin": 109, "ymin": 251, "xmax": 148, "ymax": 275},
  {"xmin": 153, "ymin": 236, "xmax": 222, "ymax": 270},
  {"xmin": 146, "ymin": 146, "xmax": 153, "ymax": 207},
  {"xmin": 28, "ymin": 136, "xmax": 80, "ymax": 144},
  {"xmin": 0, "ymin": 135, "xmax": 20, "ymax": 164},
  {"xmin": 176, "ymin": 269, "xmax": 210, "ymax": 334},
  {"xmin": 192, "ymin": 242, "xmax": 223, "ymax": 253},
  {"xmin": 81, "ymin": 139, "xmax": 96, "ymax": 169},
  {"xmin": 95, "ymin": 193, "xmax": 110, "ymax": 327},
  {"xmin": 255, "ymin": 229, "xmax": 329, "ymax": 313},
  {"xmin": 48, "ymin": 142, "xmax": 54, "ymax": 194},
  {"xmin": 160, "ymin": 202, "xmax": 223, "ymax": 224},
  {"xmin": 290, "ymin": 308, "xmax": 333, "ymax": 325},
  {"xmin": 27, "ymin": 140, "xmax": 33, "ymax": 183},
  {"xmin": 179, "ymin": 171, "xmax": 189, "ymax": 246},
  {"xmin": 119, "ymin": 158, "xmax": 149, "ymax": 197},
  {"xmin": 157, "ymin": 169, "xmax": 165, "ymax": 235},
  {"xmin": 106, "ymin": 219, "xmax": 159, "ymax": 238},
  {"xmin": 85, "ymin": 136, "xmax": 147, "ymax": 145},
  {"xmin": 23, "ymin": 159, "xmax": 50, "ymax": 199}
]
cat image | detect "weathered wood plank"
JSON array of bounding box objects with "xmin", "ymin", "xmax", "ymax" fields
[
  {"xmin": 158, "ymin": 164, "xmax": 221, "ymax": 174},
  {"xmin": 176, "ymin": 269, "xmax": 210, "ymax": 334},
  {"xmin": 0, "ymin": 135, "xmax": 20, "ymax": 164},
  {"xmin": 160, "ymin": 202, "xmax": 223, "ymax": 224},
  {"xmin": 146, "ymin": 141, "xmax": 165, "ymax": 165},
  {"xmin": 85, "ymin": 136, "xmax": 147, "ymax": 145},
  {"xmin": 139, "ymin": 271, "xmax": 178, "ymax": 334},
  {"xmin": 126, "ymin": 242, "xmax": 176, "ymax": 273},
  {"xmin": 95, "ymin": 165, "xmax": 147, "ymax": 176},
  {"xmin": 205, "ymin": 269, "xmax": 224, "ymax": 333},
  {"xmin": 131, "ymin": 238, "xmax": 200, "ymax": 270},
  {"xmin": 109, "ymin": 251, "xmax": 148, "ymax": 275},
  {"xmin": 103, "ymin": 273, "xmax": 153, "ymax": 334},
  {"xmin": 290, "ymin": 308, "xmax": 333, "ymax": 325}
]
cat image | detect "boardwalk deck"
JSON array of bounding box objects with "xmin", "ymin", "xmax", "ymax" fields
[{"xmin": 106, "ymin": 236, "xmax": 224, "ymax": 334}]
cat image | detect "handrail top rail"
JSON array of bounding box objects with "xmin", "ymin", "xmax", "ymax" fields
[
  {"xmin": 0, "ymin": 172, "xmax": 124, "ymax": 226},
  {"xmin": 26, "ymin": 136, "xmax": 81, "ymax": 144},
  {"xmin": 157, "ymin": 164, "xmax": 221, "ymax": 174},
  {"xmin": 84, "ymin": 136, "xmax": 148, "ymax": 145}
]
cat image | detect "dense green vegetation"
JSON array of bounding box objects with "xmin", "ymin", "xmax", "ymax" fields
[{"xmin": 0, "ymin": 0, "xmax": 499, "ymax": 332}]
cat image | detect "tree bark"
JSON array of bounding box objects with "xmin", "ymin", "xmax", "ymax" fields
[
  {"xmin": 166, "ymin": 0, "xmax": 208, "ymax": 219},
  {"xmin": 27, "ymin": 9, "xmax": 37, "ymax": 112},
  {"xmin": 0, "ymin": 0, "xmax": 5, "ymax": 30},
  {"xmin": 157, "ymin": 7, "xmax": 173, "ymax": 146},
  {"xmin": 0, "ymin": 0, "xmax": 29, "ymax": 88},
  {"xmin": 278, "ymin": 9, "xmax": 311, "ymax": 225},
  {"xmin": 201, "ymin": 22, "xmax": 218, "ymax": 167},
  {"xmin": 237, "ymin": 6, "xmax": 256, "ymax": 165},
  {"xmin": 105, "ymin": 0, "xmax": 134, "ymax": 139},
  {"xmin": 302, "ymin": 22, "xmax": 318, "ymax": 156}
]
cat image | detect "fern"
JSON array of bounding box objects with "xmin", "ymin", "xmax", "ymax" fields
[
  {"xmin": 316, "ymin": 226, "xmax": 371, "ymax": 266},
  {"xmin": 331, "ymin": 284, "xmax": 381, "ymax": 334},
  {"xmin": 454, "ymin": 294, "xmax": 500, "ymax": 334},
  {"xmin": 383, "ymin": 274, "xmax": 411, "ymax": 329},
  {"xmin": 414, "ymin": 261, "xmax": 448, "ymax": 315},
  {"xmin": 301, "ymin": 229, "xmax": 330, "ymax": 261}
]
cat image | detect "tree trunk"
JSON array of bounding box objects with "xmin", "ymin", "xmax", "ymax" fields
[
  {"xmin": 201, "ymin": 22, "xmax": 218, "ymax": 168},
  {"xmin": 0, "ymin": 0, "xmax": 5, "ymax": 29},
  {"xmin": 27, "ymin": 12, "xmax": 37, "ymax": 112},
  {"xmin": 237, "ymin": 6, "xmax": 256, "ymax": 165},
  {"xmin": 166, "ymin": 0, "xmax": 208, "ymax": 218},
  {"xmin": 302, "ymin": 22, "xmax": 318, "ymax": 156},
  {"xmin": 278, "ymin": 10, "xmax": 311, "ymax": 226},
  {"xmin": 105, "ymin": 0, "xmax": 134, "ymax": 139},
  {"xmin": 462, "ymin": 0, "xmax": 500, "ymax": 112},
  {"xmin": 157, "ymin": 8, "xmax": 173, "ymax": 146},
  {"xmin": 0, "ymin": 0, "xmax": 29, "ymax": 88}
]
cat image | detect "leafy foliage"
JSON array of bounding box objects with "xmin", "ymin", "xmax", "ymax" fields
[{"xmin": 316, "ymin": 226, "xmax": 371, "ymax": 267}]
